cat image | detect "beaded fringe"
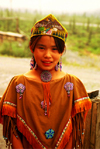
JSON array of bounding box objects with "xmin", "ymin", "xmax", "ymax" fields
[
  {"xmin": 57, "ymin": 98, "xmax": 91, "ymax": 149},
  {"xmin": 2, "ymin": 104, "xmax": 16, "ymax": 118},
  {"xmin": 42, "ymin": 82, "xmax": 52, "ymax": 117},
  {"xmin": 72, "ymin": 98, "xmax": 92, "ymax": 148},
  {"xmin": 17, "ymin": 115, "xmax": 45, "ymax": 149},
  {"xmin": 3, "ymin": 116, "xmax": 18, "ymax": 149},
  {"xmin": 72, "ymin": 98, "xmax": 92, "ymax": 119}
]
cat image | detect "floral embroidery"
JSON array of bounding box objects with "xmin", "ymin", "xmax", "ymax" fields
[
  {"xmin": 41, "ymin": 101, "xmax": 51, "ymax": 108},
  {"xmin": 16, "ymin": 83, "xmax": 26, "ymax": 99},
  {"xmin": 41, "ymin": 101, "xmax": 51, "ymax": 116},
  {"xmin": 45, "ymin": 129, "xmax": 55, "ymax": 139},
  {"xmin": 64, "ymin": 82, "xmax": 74, "ymax": 97}
]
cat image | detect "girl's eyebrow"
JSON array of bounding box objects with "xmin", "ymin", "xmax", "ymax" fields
[
  {"xmin": 37, "ymin": 44, "xmax": 57, "ymax": 47},
  {"xmin": 37, "ymin": 44, "xmax": 45, "ymax": 46},
  {"xmin": 52, "ymin": 45, "xmax": 57, "ymax": 47}
]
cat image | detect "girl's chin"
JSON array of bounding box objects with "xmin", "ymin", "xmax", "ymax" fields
[{"xmin": 37, "ymin": 66, "xmax": 55, "ymax": 72}]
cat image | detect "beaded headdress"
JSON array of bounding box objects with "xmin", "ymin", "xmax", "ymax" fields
[{"xmin": 30, "ymin": 14, "xmax": 68, "ymax": 43}]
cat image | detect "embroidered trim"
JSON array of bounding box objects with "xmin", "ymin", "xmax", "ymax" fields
[
  {"xmin": 3, "ymin": 101, "xmax": 17, "ymax": 107},
  {"xmin": 72, "ymin": 96, "xmax": 91, "ymax": 118},
  {"xmin": 30, "ymin": 14, "xmax": 68, "ymax": 43},
  {"xmin": 74, "ymin": 96, "xmax": 89, "ymax": 103},
  {"xmin": 55, "ymin": 117, "xmax": 71, "ymax": 148},
  {"xmin": 17, "ymin": 114, "xmax": 46, "ymax": 149}
]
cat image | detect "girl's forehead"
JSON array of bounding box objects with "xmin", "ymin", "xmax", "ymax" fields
[{"xmin": 37, "ymin": 36, "xmax": 56, "ymax": 45}]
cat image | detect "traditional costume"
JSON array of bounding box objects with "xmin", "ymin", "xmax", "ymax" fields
[{"xmin": 0, "ymin": 14, "xmax": 91, "ymax": 149}]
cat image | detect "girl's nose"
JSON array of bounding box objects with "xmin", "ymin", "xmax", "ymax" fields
[{"xmin": 44, "ymin": 50, "xmax": 51, "ymax": 58}]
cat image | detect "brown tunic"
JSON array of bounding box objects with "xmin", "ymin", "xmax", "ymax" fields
[{"xmin": 0, "ymin": 74, "xmax": 91, "ymax": 148}]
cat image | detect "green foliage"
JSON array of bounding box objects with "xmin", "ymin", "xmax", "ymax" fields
[
  {"xmin": 0, "ymin": 40, "xmax": 32, "ymax": 57},
  {"xmin": 0, "ymin": 8, "xmax": 100, "ymax": 57},
  {"xmin": 64, "ymin": 23, "xmax": 100, "ymax": 55}
]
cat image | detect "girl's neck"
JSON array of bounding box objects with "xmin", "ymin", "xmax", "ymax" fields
[
  {"xmin": 24, "ymin": 68, "xmax": 66, "ymax": 82},
  {"xmin": 34, "ymin": 68, "xmax": 66, "ymax": 81}
]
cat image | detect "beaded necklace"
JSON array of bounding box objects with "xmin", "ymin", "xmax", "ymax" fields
[{"xmin": 40, "ymin": 70, "xmax": 52, "ymax": 82}]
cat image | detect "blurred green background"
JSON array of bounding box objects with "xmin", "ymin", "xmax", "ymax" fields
[{"xmin": 0, "ymin": 9, "xmax": 100, "ymax": 58}]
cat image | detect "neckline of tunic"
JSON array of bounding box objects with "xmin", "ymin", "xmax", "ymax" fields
[{"xmin": 22, "ymin": 73, "xmax": 67, "ymax": 84}]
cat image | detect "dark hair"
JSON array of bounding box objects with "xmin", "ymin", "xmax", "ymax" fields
[{"xmin": 30, "ymin": 35, "xmax": 65, "ymax": 54}]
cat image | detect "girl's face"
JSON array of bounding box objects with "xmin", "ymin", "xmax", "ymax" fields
[{"xmin": 33, "ymin": 36, "xmax": 63, "ymax": 71}]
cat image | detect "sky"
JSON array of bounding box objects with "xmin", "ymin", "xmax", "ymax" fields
[{"xmin": 0, "ymin": 0, "xmax": 100, "ymax": 14}]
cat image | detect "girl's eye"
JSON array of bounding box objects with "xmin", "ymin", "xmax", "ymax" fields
[
  {"xmin": 52, "ymin": 48, "xmax": 57, "ymax": 51},
  {"xmin": 39, "ymin": 46, "xmax": 44, "ymax": 50}
]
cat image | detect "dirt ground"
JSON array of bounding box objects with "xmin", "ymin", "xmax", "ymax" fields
[
  {"xmin": 0, "ymin": 57, "xmax": 31, "ymax": 149},
  {"xmin": 0, "ymin": 55, "xmax": 100, "ymax": 96},
  {"xmin": 0, "ymin": 55, "xmax": 100, "ymax": 148}
]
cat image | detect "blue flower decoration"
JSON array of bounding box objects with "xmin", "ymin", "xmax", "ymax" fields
[{"xmin": 45, "ymin": 129, "xmax": 55, "ymax": 139}]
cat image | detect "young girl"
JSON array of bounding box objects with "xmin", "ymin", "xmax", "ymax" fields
[{"xmin": 0, "ymin": 14, "xmax": 91, "ymax": 149}]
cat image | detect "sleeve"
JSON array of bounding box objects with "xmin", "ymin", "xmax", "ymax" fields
[
  {"xmin": 71, "ymin": 75, "xmax": 92, "ymax": 148},
  {"xmin": 0, "ymin": 76, "xmax": 19, "ymax": 148}
]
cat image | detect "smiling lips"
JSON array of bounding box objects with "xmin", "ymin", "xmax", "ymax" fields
[{"xmin": 42, "ymin": 61, "xmax": 52, "ymax": 66}]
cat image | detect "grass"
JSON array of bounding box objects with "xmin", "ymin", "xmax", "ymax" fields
[
  {"xmin": 0, "ymin": 40, "xmax": 32, "ymax": 57},
  {"xmin": 65, "ymin": 26, "xmax": 100, "ymax": 56}
]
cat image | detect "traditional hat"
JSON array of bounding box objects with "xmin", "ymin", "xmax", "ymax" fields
[{"xmin": 30, "ymin": 14, "xmax": 68, "ymax": 42}]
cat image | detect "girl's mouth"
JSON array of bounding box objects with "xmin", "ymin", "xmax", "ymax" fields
[{"xmin": 42, "ymin": 61, "xmax": 52, "ymax": 66}]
